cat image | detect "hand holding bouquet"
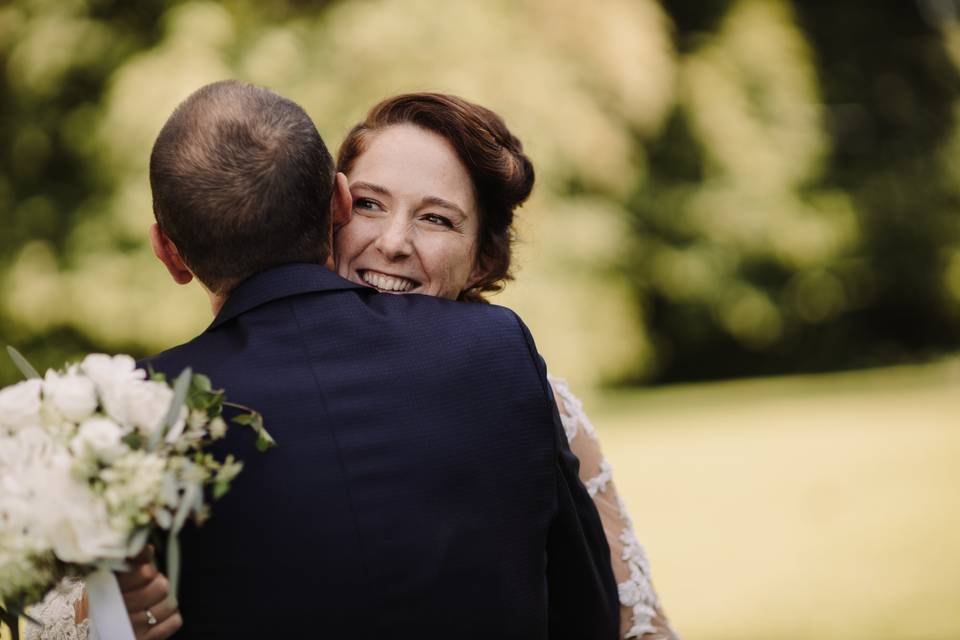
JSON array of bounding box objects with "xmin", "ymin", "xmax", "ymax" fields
[{"xmin": 0, "ymin": 350, "xmax": 273, "ymax": 639}]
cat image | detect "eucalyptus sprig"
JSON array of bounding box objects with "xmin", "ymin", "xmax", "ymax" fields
[{"xmin": 144, "ymin": 367, "xmax": 275, "ymax": 595}]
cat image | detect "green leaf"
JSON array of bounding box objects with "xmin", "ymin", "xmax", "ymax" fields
[
  {"xmin": 166, "ymin": 532, "xmax": 181, "ymax": 599},
  {"xmin": 165, "ymin": 477, "xmax": 199, "ymax": 600},
  {"xmin": 225, "ymin": 403, "xmax": 276, "ymax": 450},
  {"xmin": 122, "ymin": 432, "xmax": 144, "ymax": 450},
  {"xmin": 212, "ymin": 480, "xmax": 231, "ymax": 500},
  {"xmin": 231, "ymin": 411, "xmax": 277, "ymax": 450},
  {"xmin": 149, "ymin": 368, "xmax": 191, "ymax": 450},
  {"xmin": 186, "ymin": 374, "xmax": 219, "ymax": 411},
  {"xmin": 207, "ymin": 394, "xmax": 224, "ymax": 417},
  {"xmin": 127, "ymin": 527, "xmax": 150, "ymax": 558},
  {"xmin": 165, "ymin": 369, "xmax": 193, "ymax": 427},
  {"xmin": 231, "ymin": 413, "xmax": 255, "ymax": 426},
  {"xmin": 256, "ymin": 429, "xmax": 277, "ymax": 452},
  {"xmin": 250, "ymin": 413, "xmax": 277, "ymax": 451},
  {"xmin": 6, "ymin": 346, "xmax": 40, "ymax": 380},
  {"xmin": 192, "ymin": 374, "xmax": 212, "ymax": 393},
  {"xmin": 171, "ymin": 481, "xmax": 199, "ymax": 535}
]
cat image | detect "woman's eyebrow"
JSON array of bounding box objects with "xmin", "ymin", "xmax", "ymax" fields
[
  {"xmin": 350, "ymin": 181, "xmax": 390, "ymax": 196},
  {"xmin": 422, "ymin": 196, "xmax": 467, "ymax": 218},
  {"xmin": 351, "ymin": 181, "xmax": 466, "ymax": 217}
]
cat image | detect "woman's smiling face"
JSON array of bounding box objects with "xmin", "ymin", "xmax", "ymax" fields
[{"xmin": 334, "ymin": 124, "xmax": 484, "ymax": 300}]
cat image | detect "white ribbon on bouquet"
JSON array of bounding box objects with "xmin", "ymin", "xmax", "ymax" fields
[{"xmin": 85, "ymin": 569, "xmax": 135, "ymax": 640}]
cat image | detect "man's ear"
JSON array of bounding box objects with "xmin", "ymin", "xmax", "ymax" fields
[
  {"xmin": 150, "ymin": 223, "xmax": 194, "ymax": 285},
  {"xmin": 330, "ymin": 172, "xmax": 352, "ymax": 231},
  {"xmin": 326, "ymin": 172, "xmax": 352, "ymax": 269}
]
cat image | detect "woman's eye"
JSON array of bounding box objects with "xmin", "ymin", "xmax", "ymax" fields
[
  {"xmin": 422, "ymin": 213, "xmax": 454, "ymax": 228},
  {"xmin": 354, "ymin": 198, "xmax": 383, "ymax": 213}
]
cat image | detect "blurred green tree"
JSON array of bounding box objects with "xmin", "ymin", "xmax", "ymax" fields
[
  {"xmin": 0, "ymin": 0, "xmax": 673, "ymax": 390},
  {"xmin": 0, "ymin": 0, "xmax": 181, "ymax": 381},
  {"xmin": 4, "ymin": 0, "xmax": 960, "ymax": 388},
  {"xmin": 0, "ymin": 0, "xmax": 336, "ymax": 383},
  {"xmin": 624, "ymin": 0, "xmax": 960, "ymax": 382}
]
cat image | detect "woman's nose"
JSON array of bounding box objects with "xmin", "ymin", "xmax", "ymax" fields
[{"xmin": 374, "ymin": 215, "xmax": 413, "ymax": 260}]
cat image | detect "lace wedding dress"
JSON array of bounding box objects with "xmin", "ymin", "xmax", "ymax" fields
[
  {"xmin": 26, "ymin": 377, "xmax": 679, "ymax": 640},
  {"xmin": 549, "ymin": 375, "xmax": 680, "ymax": 640},
  {"xmin": 24, "ymin": 580, "xmax": 91, "ymax": 640}
]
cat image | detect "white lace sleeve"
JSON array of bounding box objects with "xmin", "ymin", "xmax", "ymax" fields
[
  {"xmin": 24, "ymin": 579, "xmax": 90, "ymax": 640},
  {"xmin": 549, "ymin": 375, "xmax": 680, "ymax": 640}
]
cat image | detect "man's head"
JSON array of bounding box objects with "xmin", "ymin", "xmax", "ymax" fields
[{"xmin": 149, "ymin": 80, "xmax": 341, "ymax": 295}]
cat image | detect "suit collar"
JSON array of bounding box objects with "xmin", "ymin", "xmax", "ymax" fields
[{"xmin": 208, "ymin": 263, "xmax": 366, "ymax": 330}]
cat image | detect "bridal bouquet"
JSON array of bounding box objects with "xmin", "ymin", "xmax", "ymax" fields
[{"xmin": 0, "ymin": 349, "xmax": 273, "ymax": 637}]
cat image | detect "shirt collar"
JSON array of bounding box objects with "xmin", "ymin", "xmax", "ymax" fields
[{"xmin": 207, "ymin": 263, "xmax": 366, "ymax": 330}]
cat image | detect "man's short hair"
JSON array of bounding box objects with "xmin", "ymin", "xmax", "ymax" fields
[{"xmin": 150, "ymin": 80, "xmax": 334, "ymax": 294}]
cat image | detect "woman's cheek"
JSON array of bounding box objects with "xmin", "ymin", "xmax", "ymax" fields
[
  {"xmin": 428, "ymin": 241, "xmax": 477, "ymax": 296},
  {"xmin": 336, "ymin": 217, "xmax": 376, "ymax": 263}
]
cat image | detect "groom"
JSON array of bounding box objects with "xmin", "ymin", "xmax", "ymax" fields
[{"xmin": 137, "ymin": 80, "xmax": 618, "ymax": 639}]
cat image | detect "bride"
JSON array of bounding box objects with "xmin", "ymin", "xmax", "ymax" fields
[
  {"xmin": 28, "ymin": 93, "xmax": 678, "ymax": 640},
  {"xmin": 331, "ymin": 93, "xmax": 678, "ymax": 640}
]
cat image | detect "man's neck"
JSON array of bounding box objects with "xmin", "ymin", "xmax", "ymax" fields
[{"xmin": 206, "ymin": 288, "xmax": 227, "ymax": 317}]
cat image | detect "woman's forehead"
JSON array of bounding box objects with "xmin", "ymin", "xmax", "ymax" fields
[{"xmin": 349, "ymin": 125, "xmax": 477, "ymax": 212}]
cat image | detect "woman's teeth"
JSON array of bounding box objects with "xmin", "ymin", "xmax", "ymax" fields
[{"xmin": 361, "ymin": 271, "xmax": 416, "ymax": 292}]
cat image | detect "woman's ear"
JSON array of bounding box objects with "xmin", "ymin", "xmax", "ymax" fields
[
  {"xmin": 466, "ymin": 256, "xmax": 491, "ymax": 292},
  {"xmin": 150, "ymin": 224, "xmax": 194, "ymax": 285}
]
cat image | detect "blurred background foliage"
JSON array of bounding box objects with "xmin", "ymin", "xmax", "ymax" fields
[
  {"xmin": 5, "ymin": 0, "xmax": 960, "ymax": 389},
  {"xmin": 1, "ymin": 1, "xmax": 959, "ymax": 638}
]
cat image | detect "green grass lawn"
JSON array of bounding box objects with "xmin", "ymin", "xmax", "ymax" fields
[{"xmin": 592, "ymin": 360, "xmax": 960, "ymax": 640}]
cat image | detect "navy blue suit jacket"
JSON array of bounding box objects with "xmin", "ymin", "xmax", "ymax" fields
[{"xmin": 143, "ymin": 263, "xmax": 618, "ymax": 639}]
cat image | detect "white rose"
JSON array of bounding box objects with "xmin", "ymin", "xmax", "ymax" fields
[
  {"xmin": 48, "ymin": 485, "xmax": 129, "ymax": 563},
  {"xmin": 80, "ymin": 354, "xmax": 146, "ymax": 425},
  {"xmin": 125, "ymin": 380, "xmax": 184, "ymax": 439},
  {"xmin": 0, "ymin": 427, "xmax": 62, "ymax": 518},
  {"xmin": 0, "ymin": 492, "xmax": 33, "ymax": 534},
  {"xmin": 14, "ymin": 425, "xmax": 60, "ymax": 465},
  {"xmin": 16, "ymin": 449, "xmax": 129, "ymax": 563},
  {"xmin": 3, "ymin": 449, "xmax": 73, "ymax": 544},
  {"xmin": 80, "ymin": 354, "xmax": 146, "ymax": 389},
  {"xmin": 71, "ymin": 418, "xmax": 128, "ymax": 464},
  {"xmin": 0, "ymin": 435, "xmax": 24, "ymax": 471},
  {"xmin": 43, "ymin": 369, "xmax": 98, "ymax": 423},
  {"xmin": 0, "ymin": 427, "xmax": 65, "ymax": 481},
  {"xmin": 0, "ymin": 379, "xmax": 43, "ymax": 432}
]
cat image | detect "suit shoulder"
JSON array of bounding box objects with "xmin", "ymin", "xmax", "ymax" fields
[
  {"xmin": 418, "ymin": 297, "xmax": 532, "ymax": 345},
  {"xmin": 138, "ymin": 334, "xmax": 209, "ymax": 376},
  {"xmin": 360, "ymin": 291, "xmax": 524, "ymax": 333},
  {"xmin": 444, "ymin": 299, "xmax": 524, "ymax": 329}
]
